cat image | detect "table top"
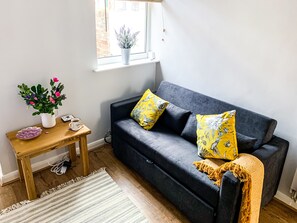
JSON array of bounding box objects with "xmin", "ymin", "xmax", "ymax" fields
[{"xmin": 6, "ymin": 118, "xmax": 91, "ymax": 158}]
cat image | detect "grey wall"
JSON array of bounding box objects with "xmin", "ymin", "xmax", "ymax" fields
[
  {"xmin": 0, "ymin": 0, "xmax": 156, "ymax": 175},
  {"xmin": 151, "ymin": 0, "xmax": 297, "ymax": 198}
]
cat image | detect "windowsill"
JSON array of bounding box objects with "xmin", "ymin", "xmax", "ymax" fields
[{"xmin": 93, "ymin": 58, "xmax": 160, "ymax": 73}]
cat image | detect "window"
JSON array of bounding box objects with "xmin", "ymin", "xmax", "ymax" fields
[{"xmin": 95, "ymin": 0, "xmax": 148, "ymax": 64}]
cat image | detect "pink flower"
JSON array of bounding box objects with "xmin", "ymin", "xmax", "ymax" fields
[
  {"xmin": 29, "ymin": 101, "xmax": 35, "ymax": 106},
  {"xmin": 53, "ymin": 77, "xmax": 59, "ymax": 83},
  {"xmin": 55, "ymin": 91, "xmax": 61, "ymax": 97},
  {"xmin": 34, "ymin": 97, "xmax": 38, "ymax": 100},
  {"xmin": 49, "ymin": 97, "xmax": 55, "ymax": 104}
]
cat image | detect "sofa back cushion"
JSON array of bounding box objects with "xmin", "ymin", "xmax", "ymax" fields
[
  {"xmin": 236, "ymin": 132, "xmax": 257, "ymax": 152},
  {"xmin": 159, "ymin": 103, "xmax": 191, "ymax": 134},
  {"xmin": 180, "ymin": 114, "xmax": 197, "ymax": 143},
  {"xmin": 156, "ymin": 81, "xmax": 277, "ymax": 149}
]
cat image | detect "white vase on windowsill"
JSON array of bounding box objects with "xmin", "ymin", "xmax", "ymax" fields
[
  {"xmin": 121, "ymin": 48, "xmax": 131, "ymax": 65},
  {"xmin": 40, "ymin": 113, "xmax": 56, "ymax": 128}
]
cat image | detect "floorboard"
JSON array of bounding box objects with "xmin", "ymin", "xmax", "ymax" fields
[{"xmin": 0, "ymin": 145, "xmax": 296, "ymax": 223}]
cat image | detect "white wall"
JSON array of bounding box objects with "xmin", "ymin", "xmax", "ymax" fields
[
  {"xmin": 0, "ymin": 0, "xmax": 156, "ymax": 175},
  {"xmin": 151, "ymin": 0, "xmax": 297, "ymax": 198},
  {"xmin": 1, "ymin": 0, "xmax": 296, "ymax": 205}
]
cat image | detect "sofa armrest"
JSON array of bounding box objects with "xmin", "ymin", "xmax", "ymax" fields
[
  {"xmin": 251, "ymin": 136, "xmax": 289, "ymax": 206},
  {"xmin": 216, "ymin": 171, "xmax": 241, "ymax": 223},
  {"xmin": 110, "ymin": 95, "xmax": 141, "ymax": 122},
  {"xmin": 110, "ymin": 95, "xmax": 141, "ymax": 132},
  {"xmin": 110, "ymin": 91, "xmax": 157, "ymax": 125}
]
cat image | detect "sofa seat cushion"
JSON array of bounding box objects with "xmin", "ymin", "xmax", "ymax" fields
[{"xmin": 114, "ymin": 118, "xmax": 220, "ymax": 207}]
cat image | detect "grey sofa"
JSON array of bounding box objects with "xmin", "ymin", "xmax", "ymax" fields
[{"xmin": 110, "ymin": 81, "xmax": 288, "ymax": 223}]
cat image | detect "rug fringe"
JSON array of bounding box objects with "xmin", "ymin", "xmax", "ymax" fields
[
  {"xmin": 40, "ymin": 167, "xmax": 106, "ymax": 198},
  {"xmin": 0, "ymin": 200, "xmax": 31, "ymax": 215},
  {"xmin": 0, "ymin": 167, "xmax": 107, "ymax": 215}
]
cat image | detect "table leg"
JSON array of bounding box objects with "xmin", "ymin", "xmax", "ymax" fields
[
  {"xmin": 21, "ymin": 157, "xmax": 37, "ymax": 200},
  {"xmin": 68, "ymin": 143, "xmax": 77, "ymax": 166},
  {"xmin": 17, "ymin": 159, "xmax": 24, "ymax": 181},
  {"xmin": 79, "ymin": 135, "xmax": 89, "ymax": 176}
]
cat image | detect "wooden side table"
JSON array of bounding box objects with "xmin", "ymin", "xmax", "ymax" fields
[{"xmin": 6, "ymin": 119, "xmax": 91, "ymax": 200}]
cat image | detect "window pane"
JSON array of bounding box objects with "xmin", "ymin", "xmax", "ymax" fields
[{"xmin": 95, "ymin": 0, "xmax": 147, "ymax": 59}]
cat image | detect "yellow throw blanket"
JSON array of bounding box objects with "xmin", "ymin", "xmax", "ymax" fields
[{"xmin": 193, "ymin": 154, "xmax": 264, "ymax": 223}]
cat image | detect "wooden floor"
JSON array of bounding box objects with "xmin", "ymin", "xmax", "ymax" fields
[{"xmin": 0, "ymin": 145, "xmax": 296, "ymax": 223}]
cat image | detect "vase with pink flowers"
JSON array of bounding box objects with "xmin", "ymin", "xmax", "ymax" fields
[{"xmin": 18, "ymin": 77, "xmax": 66, "ymax": 128}]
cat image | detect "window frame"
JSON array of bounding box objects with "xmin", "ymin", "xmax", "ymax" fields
[{"xmin": 97, "ymin": 2, "xmax": 150, "ymax": 66}]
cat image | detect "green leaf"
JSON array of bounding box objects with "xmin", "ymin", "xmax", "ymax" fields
[
  {"xmin": 31, "ymin": 86, "xmax": 36, "ymax": 93},
  {"xmin": 32, "ymin": 111, "xmax": 40, "ymax": 116},
  {"xmin": 37, "ymin": 84, "xmax": 42, "ymax": 94},
  {"xmin": 59, "ymin": 84, "xmax": 64, "ymax": 92}
]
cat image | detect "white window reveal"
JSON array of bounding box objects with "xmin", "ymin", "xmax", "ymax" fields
[{"xmin": 95, "ymin": 0, "xmax": 148, "ymax": 65}]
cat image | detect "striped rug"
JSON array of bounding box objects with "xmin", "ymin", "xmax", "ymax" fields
[{"xmin": 0, "ymin": 168, "xmax": 148, "ymax": 223}]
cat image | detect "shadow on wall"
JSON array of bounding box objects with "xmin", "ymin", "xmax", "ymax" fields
[
  {"xmin": 97, "ymin": 84, "xmax": 155, "ymax": 139},
  {"xmin": 156, "ymin": 62, "xmax": 164, "ymax": 88}
]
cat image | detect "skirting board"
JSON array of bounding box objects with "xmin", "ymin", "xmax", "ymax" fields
[
  {"xmin": 0, "ymin": 138, "xmax": 108, "ymax": 186},
  {"xmin": 275, "ymin": 191, "xmax": 297, "ymax": 210}
]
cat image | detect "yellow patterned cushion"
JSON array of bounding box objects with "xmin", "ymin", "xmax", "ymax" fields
[
  {"xmin": 196, "ymin": 110, "xmax": 238, "ymax": 160},
  {"xmin": 131, "ymin": 89, "xmax": 169, "ymax": 130}
]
